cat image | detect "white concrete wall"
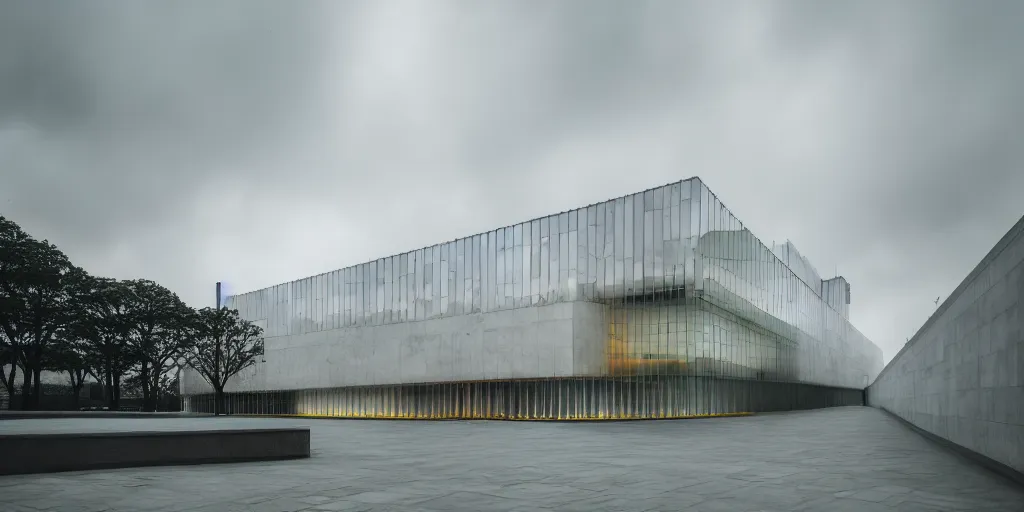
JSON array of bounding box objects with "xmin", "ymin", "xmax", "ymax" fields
[
  {"xmin": 868, "ymin": 215, "xmax": 1024, "ymax": 474},
  {"xmin": 182, "ymin": 301, "xmax": 606, "ymax": 394},
  {"xmin": 571, "ymin": 301, "xmax": 609, "ymax": 376},
  {"xmin": 182, "ymin": 291, "xmax": 881, "ymax": 395}
]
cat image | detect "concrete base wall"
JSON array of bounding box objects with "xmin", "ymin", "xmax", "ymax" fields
[
  {"xmin": 183, "ymin": 301, "xmax": 602, "ymax": 395},
  {"xmin": 867, "ymin": 215, "xmax": 1024, "ymax": 474},
  {"xmin": 571, "ymin": 301, "xmax": 609, "ymax": 376},
  {"xmin": 184, "ymin": 294, "xmax": 879, "ymax": 398}
]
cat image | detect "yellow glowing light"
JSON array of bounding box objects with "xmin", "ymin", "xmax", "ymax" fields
[{"xmin": 276, "ymin": 411, "xmax": 755, "ymax": 421}]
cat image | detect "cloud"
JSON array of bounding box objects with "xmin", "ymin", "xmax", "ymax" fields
[{"xmin": 2, "ymin": 0, "xmax": 1022, "ymax": 362}]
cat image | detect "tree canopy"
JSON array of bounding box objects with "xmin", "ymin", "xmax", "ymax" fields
[{"xmin": 0, "ymin": 216, "xmax": 264, "ymax": 413}]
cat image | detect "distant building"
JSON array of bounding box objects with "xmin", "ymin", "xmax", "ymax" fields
[{"xmin": 182, "ymin": 177, "xmax": 883, "ymax": 419}]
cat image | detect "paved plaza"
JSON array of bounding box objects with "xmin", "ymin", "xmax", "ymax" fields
[{"xmin": 1, "ymin": 407, "xmax": 1022, "ymax": 511}]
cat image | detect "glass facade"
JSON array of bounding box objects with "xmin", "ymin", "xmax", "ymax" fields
[{"xmin": 182, "ymin": 178, "xmax": 883, "ymax": 419}]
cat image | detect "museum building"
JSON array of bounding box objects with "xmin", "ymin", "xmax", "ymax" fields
[{"xmin": 181, "ymin": 177, "xmax": 884, "ymax": 419}]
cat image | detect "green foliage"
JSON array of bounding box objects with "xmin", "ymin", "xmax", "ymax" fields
[
  {"xmin": 0, "ymin": 216, "xmax": 36, "ymax": 398},
  {"xmin": 45, "ymin": 331, "xmax": 92, "ymax": 389},
  {"xmin": 121, "ymin": 279, "xmax": 191, "ymax": 410},
  {"xmin": 74, "ymin": 277, "xmax": 136, "ymax": 374},
  {"xmin": 0, "ymin": 215, "xmax": 263, "ymax": 412},
  {"xmin": 0, "ymin": 216, "xmax": 85, "ymax": 408}
]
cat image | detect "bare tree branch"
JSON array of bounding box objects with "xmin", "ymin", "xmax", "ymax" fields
[{"xmin": 182, "ymin": 307, "xmax": 264, "ymax": 415}]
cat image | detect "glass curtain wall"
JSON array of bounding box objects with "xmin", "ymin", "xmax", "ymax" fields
[{"xmin": 184, "ymin": 178, "xmax": 882, "ymax": 419}]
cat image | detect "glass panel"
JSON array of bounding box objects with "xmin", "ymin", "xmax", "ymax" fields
[
  {"xmin": 487, "ymin": 231, "xmax": 496, "ymax": 311},
  {"xmin": 513, "ymin": 225, "xmax": 523, "ymax": 305},
  {"xmin": 473, "ymin": 235, "xmax": 482, "ymax": 313},
  {"xmin": 549, "ymin": 216, "xmax": 560, "ymax": 302},
  {"xmin": 495, "ymin": 228, "xmax": 505, "ymax": 309},
  {"xmin": 452, "ymin": 241, "xmax": 462, "ymax": 316}
]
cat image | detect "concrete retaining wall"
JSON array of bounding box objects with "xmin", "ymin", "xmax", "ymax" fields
[{"xmin": 867, "ymin": 214, "xmax": 1024, "ymax": 474}]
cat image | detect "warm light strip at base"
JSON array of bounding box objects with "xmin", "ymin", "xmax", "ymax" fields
[
  {"xmin": 184, "ymin": 377, "xmax": 865, "ymax": 419},
  {"xmin": 234, "ymin": 411, "xmax": 755, "ymax": 421}
]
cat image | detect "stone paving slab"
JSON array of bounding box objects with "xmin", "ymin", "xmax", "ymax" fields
[{"xmin": 1, "ymin": 407, "xmax": 1022, "ymax": 511}]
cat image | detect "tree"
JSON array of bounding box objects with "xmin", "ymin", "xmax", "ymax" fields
[
  {"xmin": 158, "ymin": 370, "xmax": 181, "ymax": 411},
  {"xmin": 0, "ymin": 217, "xmax": 32, "ymax": 407},
  {"xmin": 45, "ymin": 332, "xmax": 94, "ymax": 410},
  {"xmin": 182, "ymin": 307, "xmax": 264, "ymax": 415},
  {"xmin": 122, "ymin": 279, "xmax": 190, "ymax": 412},
  {"xmin": 1, "ymin": 217, "xmax": 205, "ymax": 413},
  {"xmin": 75, "ymin": 277, "xmax": 136, "ymax": 410},
  {"xmin": 19, "ymin": 240, "xmax": 82, "ymax": 410},
  {"xmin": 0, "ymin": 216, "xmax": 83, "ymax": 409},
  {"xmin": 0, "ymin": 344, "xmax": 19, "ymax": 409}
]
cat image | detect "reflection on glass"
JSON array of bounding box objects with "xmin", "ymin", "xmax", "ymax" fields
[{"xmin": 185, "ymin": 178, "xmax": 884, "ymax": 419}]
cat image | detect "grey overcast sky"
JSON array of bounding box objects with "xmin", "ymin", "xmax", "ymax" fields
[{"xmin": 1, "ymin": 1, "xmax": 1022, "ymax": 363}]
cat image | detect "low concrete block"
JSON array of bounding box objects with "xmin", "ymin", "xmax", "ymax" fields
[
  {"xmin": 0, "ymin": 427, "xmax": 310, "ymax": 476},
  {"xmin": 0, "ymin": 411, "xmax": 212, "ymax": 420}
]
